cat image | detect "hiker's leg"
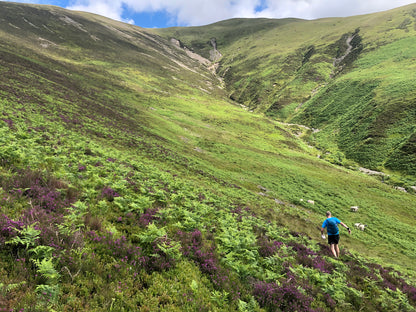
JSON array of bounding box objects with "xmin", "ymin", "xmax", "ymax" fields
[
  {"xmin": 329, "ymin": 244, "xmax": 337, "ymax": 258},
  {"xmin": 335, "ymin": 244, "xmax": 340, "ymax": 258}
]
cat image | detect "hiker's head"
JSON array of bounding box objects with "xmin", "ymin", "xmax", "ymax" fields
[{"xmin": 326, "ymin": 211, "xmax": 331, "ymax": 217}]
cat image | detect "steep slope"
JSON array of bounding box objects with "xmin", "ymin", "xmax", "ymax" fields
[
  {"xmin": 1, "ymin": 3, "xmax": 416, "ymax": 312},
  {"xmin": 156, "ymin": 4, "xmax": 416, "ymax": 178},
  {"xmin": 0, "ymin": 2, "xmax": 223, "ymax": 101},
  {"xmin": 154, "ymin": 18, "xmax": 301, "ymax": 60}
]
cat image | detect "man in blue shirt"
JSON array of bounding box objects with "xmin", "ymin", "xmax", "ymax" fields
[{"xmin": 321, "ymin": 211, "xmax": 351, "ymax": 258}]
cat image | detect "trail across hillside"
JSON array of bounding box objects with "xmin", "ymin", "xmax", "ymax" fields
[{"xmin": 277, "ymin": 121, "xmax": 320, "ymax": 134}]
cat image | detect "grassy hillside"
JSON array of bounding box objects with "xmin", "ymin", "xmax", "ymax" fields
[
  {"xmin": 1, "ymin": 2, "xmax": 416, "ymax": 311},
  {"xmin": 156, "ymin": 4, "xmax": 416, "ymax": 179}
]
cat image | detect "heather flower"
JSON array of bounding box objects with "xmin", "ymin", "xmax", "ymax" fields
[
  {"xmin": 323, "ymin": 293, "xmax": 336, "ymax": 309},
  {"xmin": 19, "ymin": 207, "xmax": 83, "ymax": 251},
  {"xmin": 403, "ymin": 283, "xmax": 416, "ymax": 304},
  {"xmin": 310, "ymin": 255, "xmax": 334, "ymax": 274},
  {"xmin": 2, "ymin": 118, "xmax": 14, "ymax": 128},
  {"xmin": 145, "ymin": 236, "xmax": 178, "ymax": 271},
  {"xmin": 253, "ymin": 279, "xmax": 315, "ymax": 312},
  {"xmin": 257, "ymin": 235, "xmax": 283, "ymax": 257},
  {"xmin": 3, "ymin": 168, "xmax": 75, "ymax": 212},
  {"xmin": 287, "ymin": 241, "xmax": 317, "ymax": 256},
  {"xmin": 87, "ymin": 231, "xmax": 145, "ymax": 268},
  {"xmin": 100, "ymin": 186, "xmax": 120, "ymax": 201},
  {"xmin": 0, "ymin": 214, "xmax": 24, "ymax": 244},
  {"xmin": 176, "ymin": 229, "xmax": 242, "ymax": 301},
  {"xmin": 138, "ymin": 208, "xmax": 160, "ymax": 227}
]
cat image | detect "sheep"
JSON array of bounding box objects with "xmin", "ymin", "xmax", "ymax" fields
[
  {"xmin": 307, "ymin": 200, "xmax": 315, "ymax": 205},
  {"xmin": 395, "ymin": 186, "xmax": 407, "ymax": 193},
  {"xmin": 350, "ymin": 206, "xmax": 359, "ymax": 212},
  {"xmin": 354, "ymin": 223, "xmax": 367, "ymax": 231}
]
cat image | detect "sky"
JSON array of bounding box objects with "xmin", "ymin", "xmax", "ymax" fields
[{"xmin": 5, "ymin": 0, "xmax": 416, "ymax": 28}]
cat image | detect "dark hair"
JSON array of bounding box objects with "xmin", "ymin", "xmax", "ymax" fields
[{"xmin": 326, "ymin": 211, "xmax": 331, "ymax": 217}]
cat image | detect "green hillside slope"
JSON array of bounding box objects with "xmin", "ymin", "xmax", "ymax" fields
[
  {"xmin": 156, "ymin": 4, "xmax": 416, "ymax": 178},
  {"xmin": 1, "ymin": 3, "xmax": 416, "ymax": 311}
]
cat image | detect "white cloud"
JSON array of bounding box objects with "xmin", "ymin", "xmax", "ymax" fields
[
  {"xmin": 67, "ymin": 0, "xmax": 124, "ymax": 21},
  {"xmin": 257, "ymin": 0, "xmax": 416, "ymax": 20},
  {"xmin": 65, "ymin": 0, "xmax": 416, "ymax": 26}
]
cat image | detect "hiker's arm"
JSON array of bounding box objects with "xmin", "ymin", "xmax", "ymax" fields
[{"xmin": 340, "ymin": 222, "xmax": 351, "ymax": 233}]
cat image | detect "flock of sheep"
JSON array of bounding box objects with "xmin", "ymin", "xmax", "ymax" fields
[
  {"xmin": 350, "ymin": 206, "xmax": 367, "ymax": 231},
  {"xmin": 298, "ymin": 197, "xmax": 368, "ymax": 231}
]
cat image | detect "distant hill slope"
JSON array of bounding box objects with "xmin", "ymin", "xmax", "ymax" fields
[
  {"xmin": 0, "ymin": 1, "xmax": 223, "ymax": 100},
  {"xmin": 156, "ymin": 4, "xmax": 416, "ymax": 177}
]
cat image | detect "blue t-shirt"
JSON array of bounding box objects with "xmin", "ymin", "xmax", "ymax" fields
[{"xmin": 322, "ymin": 217, "xmax": 341, "ymax": 235}]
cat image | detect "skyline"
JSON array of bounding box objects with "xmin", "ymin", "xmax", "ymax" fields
[{"xmin": 3, "ymin": 0, "xmax": 416, "ymax": 28}]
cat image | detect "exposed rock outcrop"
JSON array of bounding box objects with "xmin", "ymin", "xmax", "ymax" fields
[{"xmin": 209, "ymin": 37, "xmax": 222, "ymax": 62}]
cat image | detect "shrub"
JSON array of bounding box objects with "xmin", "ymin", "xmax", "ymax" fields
[
  {"xmin": 100, "ymin": 186, "xmax": 120, "ymax": 202},
  {"xmin": 2, "ymin": 167, "xmax": 77, "ymax": 212},
  {"xmin": 137, "ymin": 223, "xmax": 181, "ymax": 272},
  {"xmin": 0, "ymin": 215, "xmax": 24, "ymax": 244},
  {"xmin": 177, "ymin": 229, "xmax": 245, "ymax": 302},
  {"xmin": 287, "ymin": 241, "xmax": 334, "ymax": 274},
  {"xmin": 138, "ymin": 208, "xmax": 160, "ymax": 227},
  {"xmin": 257, "ymin": 235, "xmax": 283, "ymax": 257},
  {"xmin": 253, "ymin": 278, "xmax": 315, "ymax": 312}
]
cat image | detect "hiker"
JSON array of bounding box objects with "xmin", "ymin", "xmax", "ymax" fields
[{"xmin": 321, "ymin": 211, "xmax": 351, "ymax": 258}]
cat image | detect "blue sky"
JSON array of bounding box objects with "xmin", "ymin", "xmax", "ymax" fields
[{"xmin": 4, "ymin": 0, "xmax": 416, "ymax": 28}]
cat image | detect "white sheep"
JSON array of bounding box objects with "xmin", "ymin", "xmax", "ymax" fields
[
  {"xmin": 350, "ymin": 206, "xmax": 359, "ymax": 212},
  {"xmin": 354, "ymin": 223, "xmax": 367, "ymax": 231}
]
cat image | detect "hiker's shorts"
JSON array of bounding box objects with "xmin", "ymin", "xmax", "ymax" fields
[{"xmin": 328, "ymin": 234, "xmax": 340, "ymax": 245}]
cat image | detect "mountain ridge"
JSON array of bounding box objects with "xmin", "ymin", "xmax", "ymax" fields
[{"xmin": 155, "ymin": 3, "xmax": 416, "ymax": 177}]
